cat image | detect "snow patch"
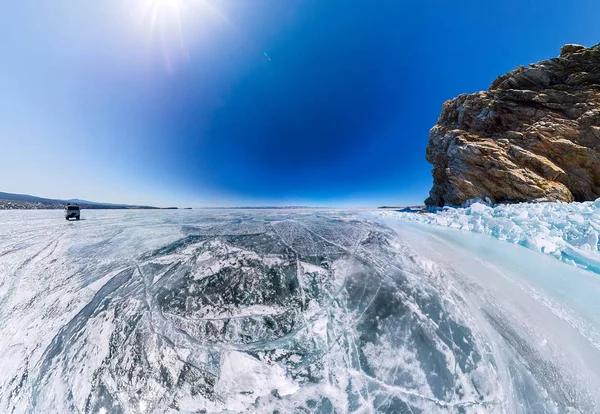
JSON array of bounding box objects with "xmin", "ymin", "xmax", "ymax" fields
[{"xmin": 216, "ymin": 351, "xmax": 299, "ymax": 411}]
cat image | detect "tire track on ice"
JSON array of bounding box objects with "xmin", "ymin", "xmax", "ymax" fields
[{"xmin": 0, "ymin": 232, "xmax": 65, "ymax": 313}]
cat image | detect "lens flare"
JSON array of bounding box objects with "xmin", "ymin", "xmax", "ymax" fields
[{"xmin": 133, "ymin": 0, "xmax": 232, "ymax": 71}]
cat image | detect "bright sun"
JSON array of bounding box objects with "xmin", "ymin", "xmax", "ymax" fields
[
  {"xmin": 137, "ymin": 0, "xmax": 229, "ymax": 34},
  {"xmin": 145, "ymin": 0, "xmax": 184, "ymax": 29},
  {"xmin": 130, "ymin": 0, "xmax": 230, "ymax": 71}
]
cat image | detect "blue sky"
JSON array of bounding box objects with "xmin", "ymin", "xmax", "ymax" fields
[{"xmin": 1, "ymin": 0, "xmax": 599, "ymax": 207}]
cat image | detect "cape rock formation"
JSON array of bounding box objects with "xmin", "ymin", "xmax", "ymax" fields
[{"xmin": 426, "ymin": 43, "xmax": 600, "ymax": 207}]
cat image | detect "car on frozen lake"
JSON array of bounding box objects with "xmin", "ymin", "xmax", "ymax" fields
[{"xmin": 64, "ymin": 203, "xmax": 80, "ymax": 220}]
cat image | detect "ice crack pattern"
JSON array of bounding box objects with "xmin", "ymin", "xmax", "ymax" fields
[{"xmin": 0, "ymin": 209, "xmax": 599, "ymax": 413}]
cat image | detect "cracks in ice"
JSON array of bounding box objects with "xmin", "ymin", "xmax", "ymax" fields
[
  {"xmin": 5, "ymin": 209, "xmax": 577, "ymax": 412},
  {"xmin": 356, "ymin": 369, "xmax": 502, "ymax": 410}
]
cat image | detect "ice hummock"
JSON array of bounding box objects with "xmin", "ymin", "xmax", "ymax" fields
[{"xmin": 378, "ymin": 199, "xmax": 600, "ymax": 274}]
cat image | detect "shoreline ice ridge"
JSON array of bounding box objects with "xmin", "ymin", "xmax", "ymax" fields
[{"xmin": 380, "ymin": 199, "xmax": 600, "ymax": 274}]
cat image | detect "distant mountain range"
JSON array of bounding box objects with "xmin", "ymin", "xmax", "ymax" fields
[{"xmin": 0, "ymin": 191, "xmax": 158, "ymax": 210}]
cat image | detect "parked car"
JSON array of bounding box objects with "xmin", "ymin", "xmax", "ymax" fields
[{"xmin": 64, "ymin": 203, "xmax": 81, "ymax": 220}]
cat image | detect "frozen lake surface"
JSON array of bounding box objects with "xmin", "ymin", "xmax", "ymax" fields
[{"xmin": 1, "ymin": 209, "xmax": 600, "ymax": 413}]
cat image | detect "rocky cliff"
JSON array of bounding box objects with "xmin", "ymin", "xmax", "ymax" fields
[{"xmin": 426, "ymin": 43, "xmax": 600, "ymax": 207}]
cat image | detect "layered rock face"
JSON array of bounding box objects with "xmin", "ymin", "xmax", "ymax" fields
[{"xmin": 426, "ymin": 43, "xmax": 600, "ymax": 207}]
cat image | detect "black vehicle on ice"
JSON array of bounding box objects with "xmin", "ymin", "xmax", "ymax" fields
[{"xmin": 64, "ymin": 203, "xmax": 80, "ymax": 220}]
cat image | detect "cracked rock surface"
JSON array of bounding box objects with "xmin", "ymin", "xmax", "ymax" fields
[{"xmin": 426, "ymin": 42, "xmax": 600, "ymax": 207}]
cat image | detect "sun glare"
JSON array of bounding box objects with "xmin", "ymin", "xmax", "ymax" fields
[
  {"xmin": 145, "ymin": 0, "xmax": 183, "ymax": 29},
  {"xmin": 133, "ymin": 0, "xmax": 231, "ymax": 71}
]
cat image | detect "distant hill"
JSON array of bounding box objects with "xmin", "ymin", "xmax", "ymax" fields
[
  {"xmin": 0, "ymin": 191, "xmax": 158, "ymax": 210},
  {"xmin": 378, "ymin": 205, "xmax": 426, "ymax": 212},
  {"xmin": 66, "ymin": 198, "xmax": 123, "ymax": 206},
  {"xmin": 0, "ymin": 192, "xmax": 62, "ymax": 204}
]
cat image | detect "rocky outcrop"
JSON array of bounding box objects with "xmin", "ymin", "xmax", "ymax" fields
[{"xmin": 426, "ymin": 43, "xmax": 600, "ymax": 207}]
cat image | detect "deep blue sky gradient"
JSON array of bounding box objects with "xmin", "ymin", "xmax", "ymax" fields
[{"xmin": 1, "ymin": 0, "xmax": 600, "ymax": 206}]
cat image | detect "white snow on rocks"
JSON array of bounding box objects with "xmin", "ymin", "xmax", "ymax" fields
[{"xmin": 379, "ymin": 199, "xmax": 600, "ymax": 273}]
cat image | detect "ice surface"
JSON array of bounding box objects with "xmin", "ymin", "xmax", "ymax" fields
[
  {"xmin": 0, "ymin": 209, "xmax": 599, "ymax": 413},
  {"xmin": 379, "ymin": 199, "xmax": 600, "ymax": 273}
]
